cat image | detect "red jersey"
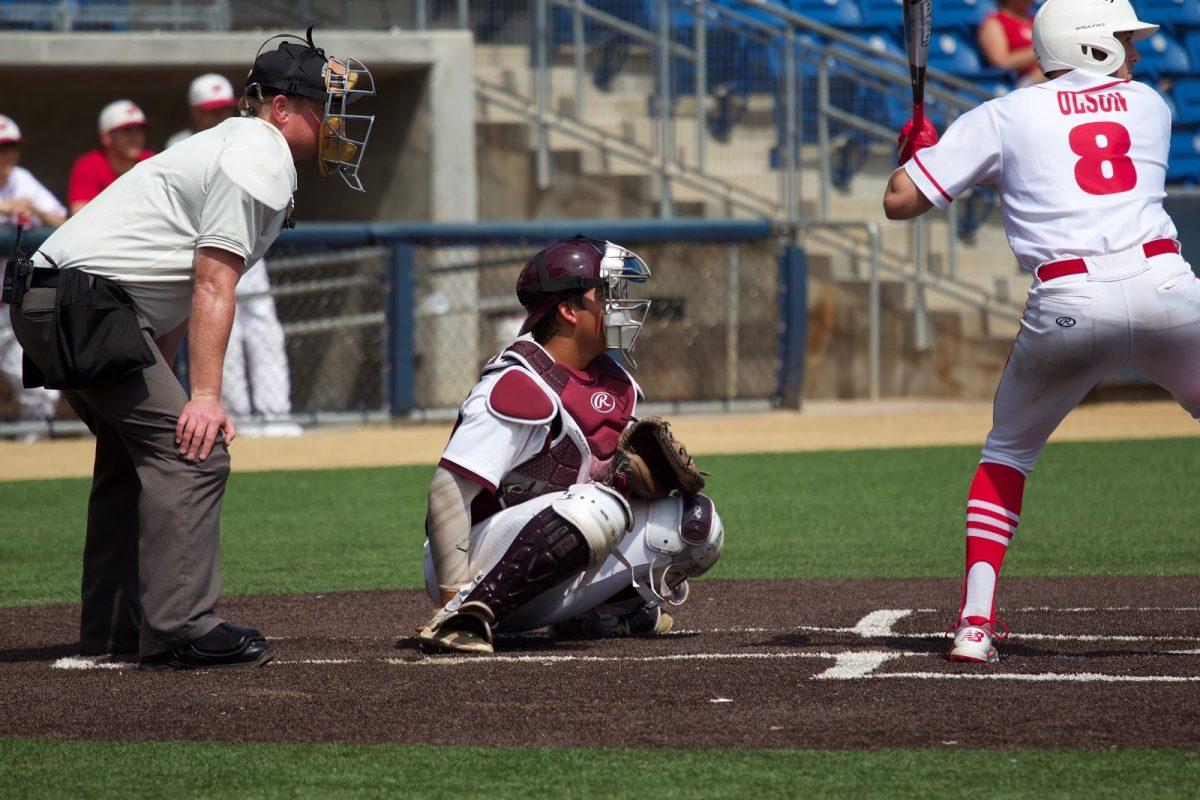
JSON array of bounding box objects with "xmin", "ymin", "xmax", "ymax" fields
[
  {"xmin": 984, "ymin": 9, "xmax": 1035, "ymax": 76},
  {"xmin": 67, "ymin": 148, "xmax": 155, "ymax": 207}
]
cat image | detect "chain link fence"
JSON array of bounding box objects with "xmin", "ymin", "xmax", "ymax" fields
[
  {"xmin": 411, "ymin": 237, "xmax": 781, "ymax": 410},
  {"xmin": 1, "ymin": 221, "xmax": 797, "ymax": 435}
]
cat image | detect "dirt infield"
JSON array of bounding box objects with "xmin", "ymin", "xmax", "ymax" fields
[
  {"xmin": 2, "ymin": 400, "xmax": 1196, "ymax": 482},
  {"xmin": 4, "ymin": 576, "xmax": 1199, "ymax": 750}
]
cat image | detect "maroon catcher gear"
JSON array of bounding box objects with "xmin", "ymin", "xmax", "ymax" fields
[
  {"xmin": 517, "ymin": 235, "xmax": 609, "ymax": 335},
  {"xmin": 473, "ymin": 341, "xmax": 638, "ymax": 518},
  {"xmin": 515, "ymin": 234, "xmax": 652, "ymax": 365},
  {"xmin": 462, "ymin": 506, "xmax": 592, "ymax": 622}
]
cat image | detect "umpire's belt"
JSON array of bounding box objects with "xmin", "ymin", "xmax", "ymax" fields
[
  {"xmin": 1036, "ymin": 238, "xmax": 1180, "ymax": 283},
  {"xmin": 27, "ymin": 267, "xmax": 60, "ymax": 290}
]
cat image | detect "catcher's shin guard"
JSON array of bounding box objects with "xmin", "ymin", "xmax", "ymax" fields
[
  {"xmin": 630, "ymin": 493, "xmax": 725, "ymax": 607},
  {"xmin": 466, "ymin": 486, "xmax": 630, "ymax": 622}
]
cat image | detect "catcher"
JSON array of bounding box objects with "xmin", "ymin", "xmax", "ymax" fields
[{"xmin": 418, "ymin": 235, "xmax": 724, "ymax": 653}]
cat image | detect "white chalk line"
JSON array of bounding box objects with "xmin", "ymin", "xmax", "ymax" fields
[
  {"xmin": 794, "ymin": 625, "xmax": 1200, "ymax": 644},
  {"xmin": 869, "ymin": 671, "xmax": 1200, "ymax": 683},
  {"xmin": 52, "ymin": 648, "xmax": 1200, "ymax": 687}
]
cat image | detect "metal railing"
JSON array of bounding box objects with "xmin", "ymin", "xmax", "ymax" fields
[{"xmin": 465, "ymin": 1, "xmax": 1018, "ymax": 353}]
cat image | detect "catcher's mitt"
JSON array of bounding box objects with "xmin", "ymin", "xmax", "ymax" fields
[{"xmin": 611, "ymin": 416, "xmax": 705, "ymax": 500}]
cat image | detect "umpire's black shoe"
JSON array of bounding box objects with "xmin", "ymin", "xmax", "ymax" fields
[{"xmin": 138, "ymin": 622, "xmax": 274, "ymax": 671}]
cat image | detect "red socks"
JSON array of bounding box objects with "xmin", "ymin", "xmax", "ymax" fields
[{"xmin": 959, "ymin": 462, "xmax": 1026, "ymax": 626}]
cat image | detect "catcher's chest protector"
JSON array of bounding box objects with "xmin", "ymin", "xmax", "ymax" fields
[{"xmin": 494, "ymin": 341, "xmax": 637, "ymax": 506}]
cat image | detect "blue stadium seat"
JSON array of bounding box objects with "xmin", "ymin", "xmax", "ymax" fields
[
  {"xmin": 927, "ymin": 31, "xmax": 987, "ymax": 76},
  {"xmin": 857, "ymin": 0, "xmax": 903, "ymax": 31},
  {"xmin": 1170, "ymin": 130, "xmax": 1200, "ymax": 158},
  {"xmin": 938, "ymin": 0, "xmax": 998, "ymax": 38},
  {"xmin": 716, "ymin": 0, "xmax": 790, "ymax": 29},
  {"xmin": 1138, "ymin": 31, "xmax": 1192, "ymax": 78},
  {"xmin": 1134, "ymin": 0, "xmax": 1200, "ymax": 29},
  {"xmin": 1167, "ymin": 155, "xmax": 1200, "ymax": 184},
  {"xmin": 1183, "ymin": 29, "xmax": 1200, "ymax": 69},
  {"xmin": 788, "ymin": 0, "xmax": 867, "ymax": 29},
  {"xmin": 1172, "ymin": 78, "xmax": 1200, "ymax": 125}
]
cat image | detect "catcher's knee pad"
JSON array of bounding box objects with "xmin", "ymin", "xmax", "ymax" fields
[
  {"xmin": 550, "ymin": 483, "xmax": 633, "ymax": 566},
  {"xmin": 465, "ymin": 495, "xmax": 623, "ymax": 622},
  {"xmin": 644, "ymin": 493, "xmax": 724, "ymax": 579}
]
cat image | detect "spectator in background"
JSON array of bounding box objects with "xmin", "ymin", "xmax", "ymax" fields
[
  {"xmin": 0, "ymin": 115, "xmax": 65, "ymax": 435},
  {"xmin": 67, "ymin": 100, "xmax": 154, "ymax": 214},
  {"xmin": 168, "ymin": 74, "xmax": 301, "ymax": 438},
  {"xmin": 978, "ymin": 0, "xmax": 1043, "ymax": 87}
]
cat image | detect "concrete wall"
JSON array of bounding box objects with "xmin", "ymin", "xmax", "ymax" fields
[{"xmin": 0, "ymin": 30, "xmax": 477, "ymax": 222}]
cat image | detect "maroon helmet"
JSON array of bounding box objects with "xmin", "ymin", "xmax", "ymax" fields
[
  {"xmin": 516, "ymin": 235, "xmax": 608, "ymax": 335},
  {"xmin": 515, "ymin": 234, "xmax": 652, "ymax": 364}
]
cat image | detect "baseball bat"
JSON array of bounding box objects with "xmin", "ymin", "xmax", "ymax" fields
[{"xmin": 903, "ymin": 0, "xmax": 932, "ymax": 130}]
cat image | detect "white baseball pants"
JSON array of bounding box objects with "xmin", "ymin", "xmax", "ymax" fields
[
  {"xmin": 0, "ymin": 305, "xmax": 60, "ymax": 421},
  {"xmin": 222, "ymin": 259, "xmax": 292, "ymax": 418},
  {"xmin": 982, "ymin": 250, "xmax": 1200, "ymax": 474},
  {"xmin": 424, "ymin": 491, "xmax": 704, "ymax": 631}
]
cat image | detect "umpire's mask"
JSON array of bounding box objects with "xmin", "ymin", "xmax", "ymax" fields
[{"xmin": 246, "ymin": 27, "xmax": 376, "ymax": 191}]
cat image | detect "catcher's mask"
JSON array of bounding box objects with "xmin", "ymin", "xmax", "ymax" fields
[
  {"xmin": 245, "ymin": 26, "xmax": 376, "ymax": 191},
  {"xmin": 517, "ymin": 235, "xmax": 652, "ymax": 367}
]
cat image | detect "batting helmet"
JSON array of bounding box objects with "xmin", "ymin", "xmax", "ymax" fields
[{"xmin": 1032, "ymin": 0, "xmax": 1157, "ymax": 76}]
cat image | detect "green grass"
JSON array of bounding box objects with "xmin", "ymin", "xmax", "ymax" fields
[
  {"xmin": 1, "ymin": 740, "xmax": 1197, "ymax": 799},
  {"xmin": 2, "ymin": 437, "xmax": 1197, "ymax": 607}
]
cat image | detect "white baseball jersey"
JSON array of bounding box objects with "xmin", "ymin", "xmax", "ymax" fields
[
  {"xmin": 905, "ymin": 70, "xmax": 1177, "ymax": 270},
  {"xmin": 439, "ymin": 370, "xmax": 550, "ymax": 493}
]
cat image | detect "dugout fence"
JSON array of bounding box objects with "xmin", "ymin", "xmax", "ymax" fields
[{"xmin": 0, "ymin": 219, "xmax": 808, "ymax": 434}]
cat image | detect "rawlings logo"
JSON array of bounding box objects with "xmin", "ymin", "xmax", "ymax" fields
[
  {"xmin": 1056, "ymin": 316, "xmax": 1077, "ymax": 328},
  {"xmin": 590, "ymin": 392, "xmax": 616, "ymax": 413}
]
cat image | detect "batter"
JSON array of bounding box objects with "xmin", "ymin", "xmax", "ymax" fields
[{"xmin": 884, "ymin": 0, "xmax": 1199, "ymax": 662}]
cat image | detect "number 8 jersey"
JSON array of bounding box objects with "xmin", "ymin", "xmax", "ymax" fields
[{"xmin": 903, "ymin": 70, "xmax": 1176, "ymax": 271}]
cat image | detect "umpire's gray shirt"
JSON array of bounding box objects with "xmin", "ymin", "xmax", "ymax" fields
[{"xmin": 34, "ymin": 116, "xmax": 296, "ymax": 336}]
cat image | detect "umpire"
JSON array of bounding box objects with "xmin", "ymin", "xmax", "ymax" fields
[{"xmin": 2, "ymin": 30, "xmax": 374, "ymax": 670}]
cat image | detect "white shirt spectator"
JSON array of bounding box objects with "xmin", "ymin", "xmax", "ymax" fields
[{"xmin": 0, "ymin": 166, "xmax": 67, "ymax": 228}]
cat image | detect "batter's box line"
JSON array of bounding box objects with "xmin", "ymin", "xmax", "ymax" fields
[
  {"xmin": 49, "ymin": 651, "xmax": 1200, "ymax": 684},
  {"xmin": 795, "ymin": 609, "xmax": 1200, "ymax": 644}
]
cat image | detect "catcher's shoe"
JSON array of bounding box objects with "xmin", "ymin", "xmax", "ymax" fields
[
  {"xmin": 418, "ymin": 601, "xmax": 495, "ymax": 654},
  {"xmin": 948, "ymin": 618, "xmax": 1008, "ymax": 664},
  {"xmin": 551, "ymin": 592, "xmax": 676, "ymax": 639}
]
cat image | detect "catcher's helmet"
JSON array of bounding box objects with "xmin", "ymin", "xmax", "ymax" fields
[
  {"xmin": 516, "ymin": 234, "xmax": 652, "ymax": 365},
  {"xmin": 1032, "ymin": 0, "xmax": 1157, "ymax": 75}
]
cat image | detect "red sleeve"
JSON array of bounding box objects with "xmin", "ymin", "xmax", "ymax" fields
[{"xmin": 67, "ymin": 152, "xmax": 104, "ymax": 206}]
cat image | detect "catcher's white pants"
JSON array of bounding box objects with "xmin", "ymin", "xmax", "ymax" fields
[
  {"xmin": 0, "ymin": 305, "xmax": 59, "ymax": 421},
  {"xmin": 982, "ymin": 251, "xmax": 1200, "ymax": 474},
  {"xmin": 423, "ymin": 491, "xmax": 702, "ymax": 632},
  {"xmin": 222, "ymin": 259, "xmax": 292, "ymax": 418}
]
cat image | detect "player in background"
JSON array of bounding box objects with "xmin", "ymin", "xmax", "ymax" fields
[
  {"xmin": 0, "ymin": 115, "xmax": 65, "ymax": 434},
  {"xmin": 168, "ymin": 75, "xmax": 299, "ymax": 437},
  {"xmin": 67, "ymin": 99, "xmax": 155, "ymax": 214},
  {"xmin": 418, "ymin": 236, "xmax": 723, "ymax": 653},
  {"xmin": 883, "ymin": 0, "xmax": 1199, "ymax": 663}
]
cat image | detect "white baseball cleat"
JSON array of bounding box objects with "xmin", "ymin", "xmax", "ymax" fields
[{"xmin": 948, "ymin": 619, "xmax": 1007, "ymax": 664}]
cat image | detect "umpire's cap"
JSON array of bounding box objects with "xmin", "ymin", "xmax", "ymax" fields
[{"xmin": 245, "ymin": 26, "xmax": 331, "ymax": 103}]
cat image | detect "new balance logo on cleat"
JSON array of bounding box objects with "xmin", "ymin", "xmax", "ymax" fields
[{"xmin": 949, "ymin": 621, "xmax": 1001, "ymax": 664}]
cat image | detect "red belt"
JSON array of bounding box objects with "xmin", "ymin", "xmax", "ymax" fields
[{"xmin": 1036, "ymin": 238, "xmax": 1180, "ymax": 283}]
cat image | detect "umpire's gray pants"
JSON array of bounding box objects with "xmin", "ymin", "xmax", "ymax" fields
[{"xmin": 11, "ymin": 286, "xmax": 228, "ymax": 658}]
